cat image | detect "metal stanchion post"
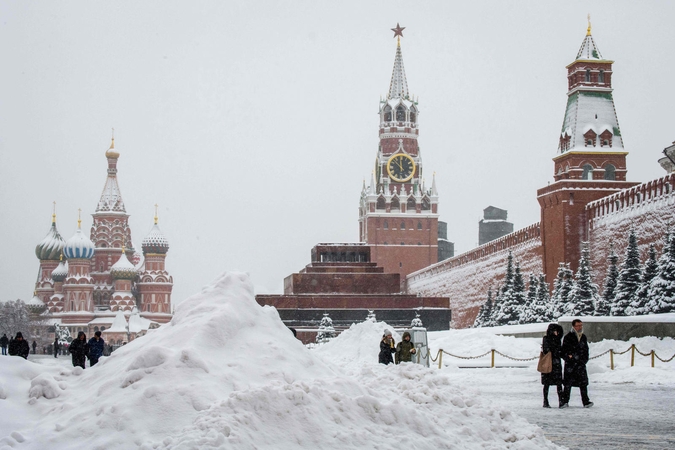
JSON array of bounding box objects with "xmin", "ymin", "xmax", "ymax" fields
[
  {"xmin": 491, "ymin": 349, "xmax": 495, "ymax": 368},
  {"xmin": 610, "ymin": 349, "xmax": 614, "ymax": 370},
  {"xmin": 438, "ymin": 349, "xmax": 443, "ymax": 369},
  {"xmin": 651, "ymin": 350, "xmax": 655, "ymax": 368},
  {"xmin": 631, "ymin": 344, "xmax": 635, "ymax": 367}
]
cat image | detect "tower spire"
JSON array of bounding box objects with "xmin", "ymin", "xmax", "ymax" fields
[
  {"xmin": 154, "ymin": 204, "xmax": 159, "ymax": 225},
  {"xmin": 586, "ymin": 14, "xmax": 592, "ymax": 36},
  {"xmin": 388, "ymin": 24, "xmax": 409, "ymax": 100},
  {"xmin": 52, "ymin": 201, "xmax": 56, "ymax": 224}
]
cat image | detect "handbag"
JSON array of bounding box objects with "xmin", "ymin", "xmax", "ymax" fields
[{"xmin": 537, "ymin": 351, "xmax": 552, "ymax": 373}]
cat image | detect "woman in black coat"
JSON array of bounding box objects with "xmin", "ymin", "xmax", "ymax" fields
[
  {"xmin": 378, "ymin": 330, "xmax": 396, "ymax": 365},
  {"xmin": 541, "ymin": 323, "xmax": 564, "ymax": 408},
  {"xmin": 69, "ymin": 331, "xmax": 89, "ymax": 369},
  {"xmin": 8, "ymin": 332, "xmax": 30, "ymax": 359}
]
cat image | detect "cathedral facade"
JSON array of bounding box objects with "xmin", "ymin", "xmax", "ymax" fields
[{"xmin": 31, "ymin": 139, "xmax": 173, "ymax": 344}]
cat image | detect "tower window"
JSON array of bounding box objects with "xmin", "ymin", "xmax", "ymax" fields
[
  {"xmin": 604, "ymin": 164, "xmax": 616, "ymax": 180},
  {"xmin": 407, "ymin": 197, "xmax": 416, "ymax": 210},
  {"xmin": 383, "ymin": 220, "xmax": 388, "ymax": 230},
  {"xmin": 599, "ymin": 70, "xmax": 605, "ymax": 83},
  {"xmin": 383, "ymin": 105, "xmax": 392, "ymax": 122},
  {"xmin": 585, "ymin": 69, "xmax": 591, "ymax": 82},
  {"xmin": 410, "ymin": 106, "xmax": 417, "ymax": 124},
  {"xmin": 376, "ymin": 196, "xmax": 386, "ymax": 210},
  {"xmin": 400, "ymin": 242, "xmax": 405, "ymax": 246},
  {"xmin": 581, "ymin": 164, "xmax": 593, "ymax": 180},
  {"xmin": 400, "ymin": 222, "xmax": 406, "ymax": 230},
  {"xmin": 417, "ymin": 221, "xmax": 422, "ymax": 230},
  {"xmin": 396, "ymin": 105, "xmax": 406, "ymax": 122}
]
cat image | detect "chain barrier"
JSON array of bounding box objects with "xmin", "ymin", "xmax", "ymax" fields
[
  {"xmin": 428, "ymin": 345, "xmax": 674, "ymax": 369},
  {"xmin": 441, "ymin": 350, "xmax": 492, "ymax": 360}
]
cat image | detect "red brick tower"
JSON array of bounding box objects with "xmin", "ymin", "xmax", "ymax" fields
[
  {"xmin": 61, "ymin": 213, "xmax": 96, "ymax": 321},
  {"xmin": 359, "ymin": 24, "xmax": 439, "ymax": 279},
  {"xmin": 137, "ymin": 208, "xmax": 173, "ymax": 322},
  {"xmin": 537, "ymin": 21, "xmax": 639, "ymax": 285},
  {"xmin": 90, "ymin": 137, "xmax": 135, "ymax": 310}
]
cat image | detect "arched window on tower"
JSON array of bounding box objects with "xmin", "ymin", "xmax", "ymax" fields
[
  {"xmin": 383, "ymin": 220, "xmax": 388, "ymax": 230},
  {"xmin": 599, "ymin": 70, "xmax": 605, "ymax": 83},
  {"xmin": 585, "ymin": 69, "xmax": 591, "ymax": 82},
  {"xmin": 417, "ymin": 221, "xmax": 422, "ymax": 230},
  {"xmin": 396, "ymin": 105, "xmax": 406, "ymax": 122},
  {"xmin": 390, "ymin": 197, "xmax": 400, "ymax": 210},
  {"xmin": 581, "ymin": 164, "xmax": 594, "ymax": 180},
  {"xmin": 410, "ymin": 106, "xmax": 417, "ymax": 124},
  {"xmin": 383, "ymin": 105, "xmax": 392, "ymax": 122},
  {"xmin": 400, "ymin": 221, "xmax": 406, "ymax": 230},
  {"xmin": 421, "ymin": 197, "xmax": 431, "ymax": 211},
  {"xmin": 376, "ymin": 196, "xmax": 386, "ymax": 210},
  {"xmin": 407, "ymin": 196, "xmax": 416, "ymax": 210},
  {"xmin": 604, "ymin": 164, "xmax": 616, "ymax": 180}
]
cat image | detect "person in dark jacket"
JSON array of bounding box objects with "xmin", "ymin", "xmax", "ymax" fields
[
  {"xmin": 53, "ymin": 337, "xmax": 60, "ymax": 358},
  {"xmin": 8, "ymin": 332, "xmax": 30, "ymax": 359},
  {"xmin": 541, "ymin": 323, "xmax": 564, "ymax": 408},
  {"xmin": 31, "ymin": 340, "xmax": 37, "ymax": 355},
  {"xmin": 378, "ymin": 329, "xmax": 396, "ymax": 365},
  {"xmin": 395, "ymin": 331, "xmax": 417, "ymax": 364},
  {"xmin": 87, "ymin": 331, "xmax": 105, "ymax": 367},
  {"xmin": 69, "ymin": 331, "xmax": 89, "ymax": 369},
  {"xmin": 0, "ymin": 334, "xmax": 8, "ymax": 355},
  {"xmin": 561, "ymin": 319, "xmax": 593, "ymax": 408}
]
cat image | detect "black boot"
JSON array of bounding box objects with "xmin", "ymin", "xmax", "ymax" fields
[{"xmin": 543, "ymin": 385, "xmax": 551, "ymax": 408}]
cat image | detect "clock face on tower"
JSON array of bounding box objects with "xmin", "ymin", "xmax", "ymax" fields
[{"xmin": 386, "ymin": 153, "xmax": 415, "ymax": 182}]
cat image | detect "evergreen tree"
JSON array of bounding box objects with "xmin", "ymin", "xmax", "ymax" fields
[
  {"xmin": 550, "ymin": 263, "xmax": 574, "ymax": 318},
  {"xmin": 647, "ymin": 229, "xmax": 675, "ymax": 313},
  {"xmin": 512, "ymin": 262, "xmax": 527, "ymax": 322},
  {"xmin": 473, "ymin": 287, "xmax": 493, "ymax": 328},
  {"xmin": 494, "ymin": 259, "xmax": 525, "ymax": 326},
  {"xmin": 568, "ymin": 242, "xmax": 599, "ymax": 316},
  {"xmin": 519, "ymin": 273, "xmax": 538, "ymax": 324},
  {"xmin": 631, "ymin": 244, "xmax": 658, "ymax": 315},
  {"xmin": 612, "ymin": 229, "xmax": 643, "ymax": 315},
  {"xmin": 537, "ymin": 274, "xmax": 554, "ymax": 322},
  {"xmin": 316, "ymin": 313, "xmax": 336, "ymax": 344},
  {"xmin": 596, "ymin": 245, "xmax": 619, "ymax": 316},
  {"xmin": 411, "ymin": 312, "xmax": 424, "ymax": 328}
]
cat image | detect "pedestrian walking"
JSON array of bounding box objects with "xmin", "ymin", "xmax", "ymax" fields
[
  {"xmin": 541, "ymin": 323, "xmax": 564, "ymax": 408},
  {"xmin": 69, "ymin": 331, "xmax": 89, "ymax": 369},
  {"xmin": 395, "ymin": 331, "xmax": 417, "ymax": 364},
  {"xmin": 87, "ymin": 331, "xmax": 105, "ymax": 367},
  {"xmin": 8, "ymin": 332, "xmax": 30, "ymax": 359},
  {"xmin": 53, "ymin": 337, "xmax": 60, "ymax": 358},
  {"xmin": 0, "ymin": 334, "xmax": 8, "ymax": 356},
  {"xmin": 32, "ymin": 340, "xmax": 37, "ymax": 355},
  {"xmin": 561, "ymin": 319, "xmax": 593, "ymax": 408},
  {"xmin": 378, "ymin": 329, "xmax": 396, "ymax": 365}
]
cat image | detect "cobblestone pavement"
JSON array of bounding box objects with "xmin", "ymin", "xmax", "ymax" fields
[{"xmin": 456, "ymin": 368, "xmax": 675, "ymax": 450}]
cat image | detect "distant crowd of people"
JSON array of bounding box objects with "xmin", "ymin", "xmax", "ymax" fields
[{"xmin": 1, "ymin": 331, "xmax": 110, "ymax": 369}]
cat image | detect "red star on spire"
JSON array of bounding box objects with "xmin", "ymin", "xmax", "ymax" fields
[{"xmin": 391, "ymin": 23, "xmax": 405, "ymax": 38}]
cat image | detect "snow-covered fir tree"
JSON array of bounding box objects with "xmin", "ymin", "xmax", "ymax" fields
[
  {"xmin": 568, "ymin": 242, "xmax": 599, "ymax": 316},
  {"xmin": 611, "ymin": 229, "xmax": 642, "ymax": 316},
  {"xmin": 596, "ymin": 245, "xmax": 619, "ymax": 316},
  {"xmin": 647, "ymin": 229, "xmax": 675, "ymax": 313},
  {"xmin": 550, "ymin": 263, "xmax": 574, "ymax": 318},
  {"xmin": 520, "ymin": 273, "xmax": 540, "ymax": 324},
  {"xmin": 537, "ymin": 274, "xmax": 554, "ymax": 322},
  {"xmin": 473, "ymin": 287, "xmax": 494, "ymax": 328},
  {"xmin": 316, "ymin": 313, "xmax": 336, "ymax": 344},
  {"xmin": 494, "ymin": 260, "xmax": 526, "ymax": 326},
  {"xmin": 365, "ymin": 310, "xmax": 376, "ymax": 322},
  {"xmin": 631, "ymin": 243, "xmax": 658, "ymax": 315},
  {"xmin": 411, "ymin": 312, "xmax": 424, "ymax": 328}
]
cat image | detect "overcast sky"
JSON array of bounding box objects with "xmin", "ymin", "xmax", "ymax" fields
[{"xmin": 1, "ymin": 1, "xmax": 674, "ymax": 306}]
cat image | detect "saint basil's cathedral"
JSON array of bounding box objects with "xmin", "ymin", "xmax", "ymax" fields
[{"xmin": 30, "ymin": 139, "xmax": 173, "ymax": 345}]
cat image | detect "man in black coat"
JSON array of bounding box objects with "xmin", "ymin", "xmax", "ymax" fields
[
  {"xmin": 8, "ymin": 332, "xmax": 30, "ymax": 359},
  {"xmin": 0, "ymin": 334, "xmax": 8, "ymax": 355},
  {"xmin": 560, "ymin": 319, "xmax": 593, "ymax": 408}
]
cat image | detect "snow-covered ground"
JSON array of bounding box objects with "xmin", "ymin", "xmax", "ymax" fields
[{"xmin": 1, "ymin": 272, "xmax": 674, "ymax": 449}]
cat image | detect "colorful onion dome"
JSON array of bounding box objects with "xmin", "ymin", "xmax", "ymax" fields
[
  {"xmin": 64, "ymin": 215, "xmax": 95, "ymax": 259},
  {"xmin": 51, "ymin": 259, "xmax": 69, "ymax": 282},
  {"xmin": 111, "ymin": 251, "xmax": 137, "ymax": 280},
  {"xmin": 35, "ymin": 216, "xmax": 66, "ymax": 261},
  {"xmin": 142, "ymin": 214, "xmax": 169, "ymax": 254},
  {"xmin": 105, "ymin": 136, "xmax": 120, "ymax": 159}
]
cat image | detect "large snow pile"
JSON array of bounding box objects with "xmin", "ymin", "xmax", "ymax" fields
[{"xmin": 0, "ymin": 272, "xmax": 560, "ymax": 449}]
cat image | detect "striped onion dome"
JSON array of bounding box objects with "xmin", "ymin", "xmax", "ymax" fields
[
  {"xmin": 26, "ymin": 293, "xmax": 45, "ymax": 310},
  {"xmin": 51, "ymin": 260, "xmax": 69, "ymax": 282},
  {"xmin": 142, "ymin": 223, "xmax": 169, "ymax": 254},
  {"xmin": 35, "ymin": 220, "xmax": 66, "ymax": 261},
  {"xmin": 64, "ymin": 226, "xmax": 95, "ymax": 260},
  {"xmin": 111, "ymin": 252, "xmax": 137, "ymax": 280}
]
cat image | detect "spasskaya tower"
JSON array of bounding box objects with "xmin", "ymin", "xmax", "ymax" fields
[{"xmin": 359, "ymin": 24, "xmax": 440, "ymax": 280}]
